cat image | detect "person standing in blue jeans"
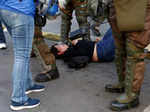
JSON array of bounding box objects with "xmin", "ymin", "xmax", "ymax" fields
[
  {"xmin": 0, "ymin": 0, "xmax": 45, "ymax": 111},
  {"xmin": 0, "ymin": 21, "xmax": 7, "ymax": 49}
]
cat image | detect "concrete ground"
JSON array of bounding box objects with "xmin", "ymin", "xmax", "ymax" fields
[{"xmin": 1, "ymin": 15, "xmax": 150, "ymax": 112}]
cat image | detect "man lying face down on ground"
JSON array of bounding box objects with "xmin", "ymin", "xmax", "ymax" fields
[{"xmin": 51, "ymin": 28, "xmax": 115, "ymax": 65}]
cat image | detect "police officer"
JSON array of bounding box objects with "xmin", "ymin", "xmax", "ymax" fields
[
  {"xmin": 58, "ymin": 0, "xmax": 90, "ymax": 43},
  {"xmin": 105, "ymin": 0, "xmax": 150, "ymax": 111}
]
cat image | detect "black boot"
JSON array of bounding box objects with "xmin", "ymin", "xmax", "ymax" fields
[
  {"xmin": 35, "ymin": 67, "xmax": 59, "ymax": 83},
  {"xmin": 105, "ymin": 84, "xmax": 125, "ymax": 93}
]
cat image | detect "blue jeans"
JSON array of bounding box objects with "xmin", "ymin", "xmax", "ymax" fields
[
  {"xmin": 0, "ymin": 9, "xmax": 35, "ymax": 103},
  {"xmin": 0, "ymin": 21, "xmax": 6, "ymax": 43},
  {"xmin": 97, "ymin": 28, "xmax": 115, "ymax": 62}
]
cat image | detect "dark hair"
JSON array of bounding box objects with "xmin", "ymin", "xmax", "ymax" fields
[{"xmin": 50, "ymin": 44, "xmax": 63, "ymax": 59}]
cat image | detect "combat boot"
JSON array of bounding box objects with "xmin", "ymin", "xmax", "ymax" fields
[
  {"xmin": 35, "ymin": 67, "xmax": 59, "ymax": 82},
  {"xmin": 110, "ymin": 93, "xmax": 139, "ymax": 111},
  {"xmin": 34, "ymin": 50, "xmax": 60, "ymax": 82}
]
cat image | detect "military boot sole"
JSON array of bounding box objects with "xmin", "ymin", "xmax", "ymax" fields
[{"xmin": 110, "ymin": 97, "xmax": 139, "ymax": 111}]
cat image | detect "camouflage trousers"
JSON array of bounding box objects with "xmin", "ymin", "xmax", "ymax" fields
[
  {"xmin": 60, "ymin": 0, "xmax": 90, "ymax": 42},
  {"xmin": 108, "ymin": 0, "xmax": 150, "ymax": 98},
  {"xmin": 32, "ymin": 27, "xmax": 56, "ymax": 72}
]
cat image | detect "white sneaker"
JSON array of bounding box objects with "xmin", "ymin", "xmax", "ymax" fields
[
  {"xmin": 0, "ymin": 43, "xmax": 7, "ymax": 49},
  {"xmin": 143, "ymin": 105, "xmax": 150, "ymax": 112}
]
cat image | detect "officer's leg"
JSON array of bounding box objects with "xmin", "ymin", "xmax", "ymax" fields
[
  {"xmin": 110, "ymin": 35, "xmax": 145, "ymax": 111},
  {"xmin": 105, "ymin": 32, "xmax": 126, "ymax": 93},
  {"xmin": 75, "ymin": 2, "xmax": 90, "ymax": 40},
  {"xmin": 33, "ymin": 27, "xmax": 59, "ymax": 82},
  {"xmin": 105, "ymin": 4, "xmax": 126, "ymax": 93},
  {"xmin": 60, "ymin": 5, "xmax": 73, "ymax": 43},
  {"xmin": 106, "ymin": 7, "xmax": 126, "ymax": 92},
  {"xmin": 126, "ymin": 37, "xmax": 144, "ymax": 100}
]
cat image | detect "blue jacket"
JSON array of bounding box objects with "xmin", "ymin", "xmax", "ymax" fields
[{"xmin": 0, "ymin": 0, "xmax": 35, "ymax": 17}]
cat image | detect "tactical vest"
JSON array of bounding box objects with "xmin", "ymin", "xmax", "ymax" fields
[{"xmin": 114, "ymin": 0, "xmax": 148, "ymax": 31}]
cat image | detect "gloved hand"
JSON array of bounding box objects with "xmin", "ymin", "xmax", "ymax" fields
[{"xmin": 58, "ymin": 0, "xmax": 67, "ymax": 9}]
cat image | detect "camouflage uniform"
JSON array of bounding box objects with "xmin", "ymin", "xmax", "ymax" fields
[
  {"xmin": 60, "ymin": 0, "xmax": 90, "ymax": 42},
  {"xmin": 33, "ymin": 27, "xmax": 59, "ymax": 82},
  {"xmin": 33, "ymin": 27, "xmax": 56, "ymax": 70},
  {"xmin": 108, "ymin": 0, "xmax": 150, "ymax": 104}
]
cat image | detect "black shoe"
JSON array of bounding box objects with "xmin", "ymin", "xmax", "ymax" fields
[
  {"xmin": 35, "ymin": 67, "xmax": 59, "ymax": 82},
  {"xmin": 105, "ymin": 84, "xmax": 125, "ymax": 93},
  {"xmin": 110, "ymin": 97, "xmax": 139, "ymax": 111}
]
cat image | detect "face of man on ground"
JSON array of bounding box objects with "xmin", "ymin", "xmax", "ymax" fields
[{"xmin": 55, "ymin": 44, "xmax": 69, "ymax": 55}]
